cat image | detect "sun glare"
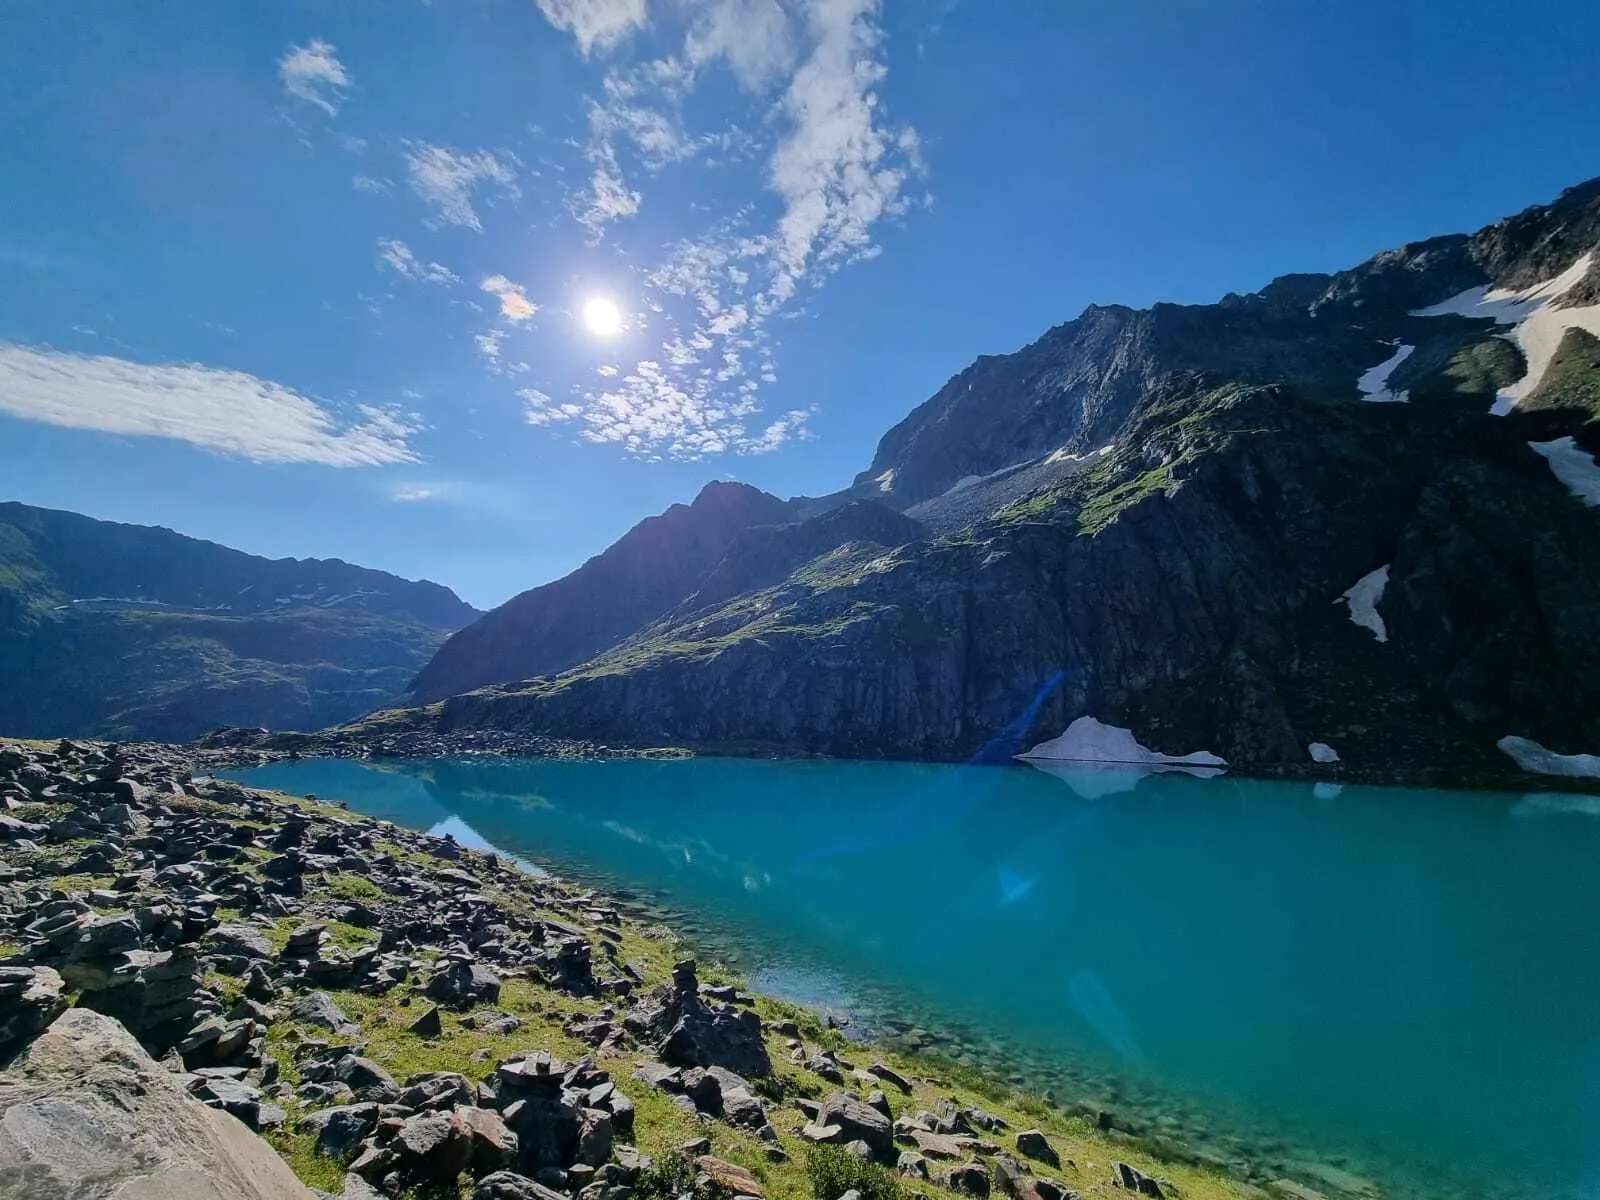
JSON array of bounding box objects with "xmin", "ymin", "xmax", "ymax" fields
[{"xmin": 582, "ymin": 296, "xmax": 622, "ymax": 336}]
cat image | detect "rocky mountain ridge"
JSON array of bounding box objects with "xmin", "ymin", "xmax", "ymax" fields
[
  {"xmin": 0, "ymin": 503, "xmax": 478, "ymax": 742},
  {"xmin": 379, "ymin": 178, "xmax": 1600, "ymax": 778}
]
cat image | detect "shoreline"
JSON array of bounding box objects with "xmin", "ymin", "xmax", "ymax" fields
[
  {"xmin": 1, "ymin": 734, "xmax": 1290, "ymax": 1200},
  {"xmin": 198, "ymin": 723, "xmax": 1600, "ymax": 799}
]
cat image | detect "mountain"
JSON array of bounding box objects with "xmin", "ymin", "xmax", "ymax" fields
[
  {"xmin": 407, "ymin": 481, "xmax": 795, "ymax": 703},
  {"xmin": 0, "ymin": 502, "xmax": 478, "ymax": 741},
  {"xmin": 386, "ymin": 178, "xmax": 1600, "ymax": 777}
]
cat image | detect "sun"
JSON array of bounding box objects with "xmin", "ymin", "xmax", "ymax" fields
[{"xmin": 582, "ymin": 296, "xmax": 622, "ymax": 336}]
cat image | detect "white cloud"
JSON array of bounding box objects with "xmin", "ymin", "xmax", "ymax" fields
[
  {"xmin": 405, "ymin": 143, "xmax": 520, "ymax": 232},
  {"xmin": 531, "ymin": 0, "xmax": 917, "ymax": 458},
  {"xmin": 481, "ymin": 275, "xmax": 538, "ymax": 322},
  {"xmin": 476, "ymin": 329, "xmax": 529, "ymax": 375},
  {"xmin": 597, "ymin": 364, "xmax": 620, "ymax": 377},
  {"xmin": 393, "ymin": 484, "xmax": 441, "ymax": 502},
  {"xmin": 686, "ymin": 0, "xmax": 795, "ymax": 89},
  {"xmin": 520, "ymin": 387, "xmax": 585, "ymax": 427},
  {"xmin": 0, "ymin": 343, "xmax": 417, "ymax": 466},
  {"xmin": 767, "ymin": 0, "xmax": 920, "ymax": 299},
  {"xmin": 279, "ymin": 39, "xmax": 351, "ymax": 116},
  {"xmin": 534, "ymin": 0, "xmax": 649, "ymax": 55},
  {"xmin": 352, "ymin": 174, "xmax": 391, "ymax": 194},
  {"xmin": 378, "ymin": 239, "xmax": 460, "ymax": 285}
]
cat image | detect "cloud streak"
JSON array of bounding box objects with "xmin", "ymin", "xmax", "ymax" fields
[
  {"xmin": 0, "ymin": 344, "xmax": 418, "ymax": 466},
  {"xmin": 279, "ymin": 39, "xmax": 351, "ymax": 116},
  {"xmin": 405, "ymin": 143, "xmax": 520, "ymax": 232},
  {"xmin": 378, "ymin": 239, "xmax": 460, "ymax": 284}
]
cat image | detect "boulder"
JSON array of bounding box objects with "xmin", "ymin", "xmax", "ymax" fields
[
  {"xmin": 290, "ymin": 991, "xmax": 359, "ymax": 1036},
  {"xmin": 0, "ymin": 1008, "xmax": 317, "ymax": 1198},
  {"xmin": 946, "ymin": 1162, "xmax": 992, "ymax": 1197},
  {"xmin": 425, "ymin": 959, "xmax": 503, "ymax": 1010},
  {"xmin": 816, "ymin": 1092, "xmax": 894, "ymax": 1161},
  {"xmin": 1015, "ymin": 1129, "xmax": 1060, "ymax": 1168},
  {"xmin": 624, "ymin": 960, "xmax": 770, "ymax": 1077}
]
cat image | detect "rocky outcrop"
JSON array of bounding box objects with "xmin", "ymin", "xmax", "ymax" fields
[{"xmin": 0, "ymin": 1007, "xmax": 317, "ymax": 1200}]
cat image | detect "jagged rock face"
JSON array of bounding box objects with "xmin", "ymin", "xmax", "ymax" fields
[
  {"xmin": 408, "ymin": 481, "xmax": 795, "ymax": 703},
  {"xmin": 0, "ymin": 1008, "xmax": 318, "ymax": 1200},
  {"xmin": 0, "ymin": 501, "xmax": 477, "ymax": 742},
  {"xmin": 390, "ymin": 178, "xmax": 1600, "ymax": 774}
]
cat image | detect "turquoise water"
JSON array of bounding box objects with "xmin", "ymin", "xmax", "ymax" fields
[{"xmin": 229, "ymin": 756, "xmax": 1600, "ymax": 1200}]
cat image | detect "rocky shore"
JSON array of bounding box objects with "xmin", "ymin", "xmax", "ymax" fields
[{"xmin": 2, "ymin": 737, "xmax": 1344, "ymax": 1200}]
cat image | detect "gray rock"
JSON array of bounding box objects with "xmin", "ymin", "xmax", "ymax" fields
[
  {"xmin": 1015, "ymin": 1130, "xmax": 1059, "ymax": 1168},
  {"xmin": 0, "ymin": 1008, "xmax": 317, "ymax": 1198},
  {"xmin": 290, "ymin": 991, "xmax": 359, "ymax": 1036},
  {"xmin": 425, "ymin": 959, "xmax": 503, "ymax": 1010},
  {"xmin": 816, "ymin": 1091, "xmax": 894, "ymax": 1162},
  {"xmin": 1112, "ymin": 1162, "xmax": 1163, "ymax": 1198},
  {"xmin": 475, "ymin": 1170, "xmax": 569, "ymax": 1200},
  {"xmin": 946, "ymin": 1162, "xmax": 992, "ymax": 1197}
]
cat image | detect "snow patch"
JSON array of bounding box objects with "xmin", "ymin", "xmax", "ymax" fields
[
  {"xmin": 1411, "ymin": 251, "xmax": 1600, "ymax": 414},
  {"xmin": 1308, "ymin": 742, "xmax": 1341, "ymax": 764},
  {"xmin": 1357, "ymin": 342, "xmax": 1414, "ymax": 403},
  {"xmin": 874, "ymin": 468, "xmax": 895, "ymax": 494},
  {"xmin": 1498, "ymin": 735, "xmax": 1600, "ymax": 778},
  {"xmin": 1529, "ymin": 437, "xmax": 1600, "ymax": 506},
  {"xmin": 1337, "ymin": 565, "xmax": 1390, "ymax": 643},
  {"xmin": 1019, "ymin": 715, "xmax": 1227, "ymax": 768},
  {"xmin": 1044, "ymin": 442, "xmax": 1114, "ymax": 467}
]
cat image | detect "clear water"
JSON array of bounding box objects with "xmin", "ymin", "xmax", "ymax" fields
[{"xmin": 228, "ymin": 756, "xmax": 1600, "ymax": 1200}]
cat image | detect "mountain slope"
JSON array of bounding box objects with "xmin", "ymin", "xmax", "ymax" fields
[
  {"xmin": 0, "ymin": 503, "xmax": 477, "ymax": 741},
  {"xmin": 388, "ymin": 178, "xmax": 1600, "ymax": 776},
  {"xmin": 407, "ymin": 481, "xmax": 796, "ymax": 703}
]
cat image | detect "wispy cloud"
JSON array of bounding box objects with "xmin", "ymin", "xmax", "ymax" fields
[
  {"xmin": 393, "ymin": 484, "xmax": 441, "ymax": 502},
  {"xmin": 542, "ymin": 0, "xmax": 919, "ymax": 459},
  {"xmin": 0, "ymin": 344, "xmax": 417, "ymax": 466},
  {"xmin": 475, "ymin": 329, "xmax": 529, "ymax": 375},
  {"xmin": 378, "ymin": 239, "xmax": 460, "ymax": 285},
  {"xmin": 520, "ymin": 387, "xmax": 585, "ymax": 427},
  {"xmin": 534, "ymin": 0, "xmax": 650, "ymax": 56},
  {"xmin": 405, "ymin": 143, "xmax": 520, "ymax": 232},
  {"xmin": 279, "ymin": 39, "xmax": 351, "ymax": 116},
  {"xmin": 481, "ymin": 275, "xmax": 538, "ymax": 322}
]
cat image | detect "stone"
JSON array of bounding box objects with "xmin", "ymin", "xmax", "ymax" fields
[
  {"xmin": 910, "ymin": 1129, "xmax": 965, "ymax": 1159},
  {"xmin": 816, "ymin": 1092, "xmax": 893, "ymax": 1162},
  {"xmin": 946, "ymin": 1163, "xmax": 992, "ymax": 1198},
  {"xmin": 407, "ymin": 1005, "xmax": 443, "ymax": 1038},
  {"xmin": 290, "ymin": 991, "xmax": 359, "ymax": 1036},
  {"xmin": 300, "ymin": 1103, "xmax": 379, "ymax": 1161},
  {"xmin": 696, "ymin": 1154, "xmax": 764, "ymax": 1198},
  {"xmin": 897, "ymin": 1151, "xmax": 931, "ymax": 1179},
  {"xmin": 867, "ymin": 1062, "xmax": 912, "ymax": 1093},
  {"xmin": 1112, "ymin": 1162, "xmax": 1164, "ymax": 1198},
  {"xmin": 0, "ymin": 1008, "xmax": 317, "ymax": 1198},
  {"xmin": 425, "ymin": 959, "xmax": 503, "ymax": 1010},
  {"xmin": 1015, "ymin": 1129, "xmax": 1060, "ymax": 1168},
  {"xmin": 399, "ymin": 1071, "xmax": 474, "ymax": 1111},
  {"xmin": 475, "ymin": 1170, "xmax": 569, "ymax": 1200},
  {"xmin": 624, "ymin": 959, "xmax": 770, "ymax": 1077},
  {"xmin": 0, "ymin": 965, "xmax": 68, "ymax": 1062},
  {"xmin": 460, "ymin": 1105, "xmax": 519, "ymax": 1171},
  {"xmin": 330, "ymin": 1054, "xmax": 399, "ymax": 1103},
  {"xmin": 393, "ymin": 1110, "xmax": 474, "ymax": 1181}
]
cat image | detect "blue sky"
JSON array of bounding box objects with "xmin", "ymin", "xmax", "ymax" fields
[{"xmin": 1, "ymin": 0, "xmax": 1595, "ymax": 609}]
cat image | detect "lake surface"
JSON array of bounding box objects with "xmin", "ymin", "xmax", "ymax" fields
[{"xmin": 228, "ymin": 756, "xmax": 1600, "ymax": 1200}]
